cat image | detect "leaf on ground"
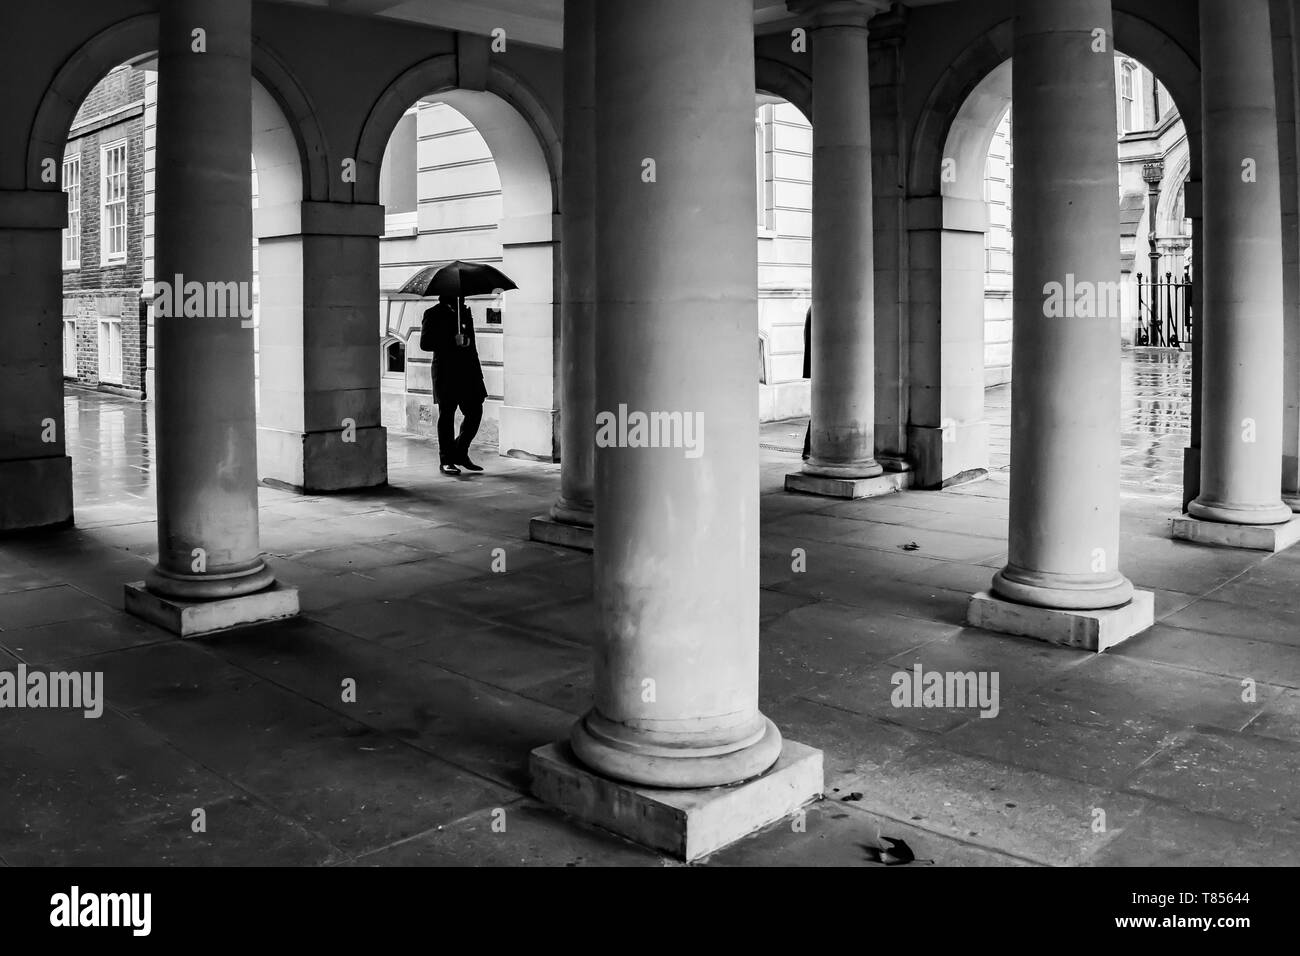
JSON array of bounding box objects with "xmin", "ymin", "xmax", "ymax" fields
[{"xmin": 861, "ymin": 836, "xmax": 932, "ymax": 866}]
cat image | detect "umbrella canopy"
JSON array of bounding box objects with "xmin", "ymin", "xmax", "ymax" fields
[{"xmin": 397, "ymin": 260, "xmax": 518, "ymax": 299}]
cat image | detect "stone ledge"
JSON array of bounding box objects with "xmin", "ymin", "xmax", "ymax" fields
[
  {"xmin": 967, "ymin": 589, "xmax": 1155, "ymax": 653},
  {"xmin": 1170, "ymin": 515, "xmax": 1300, "ymax": 553},
  {"xmin": 784, "ymin": 470, "xmax": 911, "ymax": 500},
  {"xmin": 528, "ymin": 516, "xmax": 594, "ymax": 553},
  {"xmin": 124, "ymin": 581, "xmax": 299, "ymax": 638},
  {"xmin": 530, "ymin": 739, "xmax": 823, "ymax": 862}
]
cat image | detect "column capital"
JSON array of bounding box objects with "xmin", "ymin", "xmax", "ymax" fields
[{"xmin": 787, "ymin": 0, "xmax": 889, "ymax": 29}]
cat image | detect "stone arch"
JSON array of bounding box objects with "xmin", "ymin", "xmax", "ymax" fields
[
  {"xmin": 903, "ymin": 13, "xmax": 1202, "ymax": 489},
  {"xmin": 25, "ymin": 13, "xmax": 326, "ymax": 202},
  {"xmin": 1155, "ymin": 151, "xmax": 1193, "ymax": 238},
  {"xmin": 353, "ymin": 54, "xmax": 561, "ymax": 460},
  {"xmin": 755, "ymin": 56, "xmax": 812, "ymax": 123},
  {"xmin": 352, "ymin": 54, "xmax": 558, "ymax": 215},
  {"xmin": 22, "ymin": 12, "xmax": 324, "ymax": 498}
]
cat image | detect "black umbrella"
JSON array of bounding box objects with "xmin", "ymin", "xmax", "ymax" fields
[{"xmin": 397, "ymin": 260, "xmax": 518, "ymax": 298}]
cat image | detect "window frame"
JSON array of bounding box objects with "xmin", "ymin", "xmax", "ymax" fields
[
  {"xmin": 62, "ymin": 155, "xmax": 81, "ymax": 269},
  {"xmin": 755, "ymin": 104, "xmax": 776, "ymax": 236},
  {"xmin": 100, "ymin": 138, "xmax": 129, "ymax": 266},
  {"xmin": 98, "ymin": 312, "xmax": 123, "ymax": 385},
  {"xmin": 63, "ymin": 315, "xmax": 78, "ymax": 378},
  {"xmin": 1120, "ymin": 62, "xmax": 1137, "ymax": 134}
]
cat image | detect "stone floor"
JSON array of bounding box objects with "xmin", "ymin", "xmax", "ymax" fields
[{"xmin": 1, "ymin": 363, "xmax": 1297, "ymax": 867}]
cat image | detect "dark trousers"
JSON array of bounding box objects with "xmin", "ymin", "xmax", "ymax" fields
[
  {"xmin": 437, "ymin": 397, "xmax": 483, "ymax": 466},
  {"xmin": 803, "ymin": 422, "xmax": 811, "ymax": 460}
]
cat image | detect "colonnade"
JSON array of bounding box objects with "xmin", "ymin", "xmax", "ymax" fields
[{"xmin": 3, "ymin": 0, "xmax": 1297, "ymax": 856}]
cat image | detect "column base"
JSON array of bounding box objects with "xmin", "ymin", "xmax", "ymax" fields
[
  {"xmin": 1182, "ymin": 446, "xmax": 1200, "ymax": 513},
  {"xmin": 528, "ymin": 516, "xmax": 594, "ymax": 553},
  {"xmin": 257, "ymin": 425, "xmax": 388, "ymax": 494},
  {"xmin": 784, "ymin": 470, "xmax": 911, "ymax": 500},
  {"xmin": 499, "ymin": 404, "xmax": 558, "ymax": 462},
  {"xmin": 0, "ymin": 456, "xmax": 73, "ymax": 533},
  {"xmin": 1170, "ymin": 514, "xmax": 1300, "ymax": 553},
  {"xmin": 967, "ymin": 589, "xmax": 1155, "ymax": 653},
  {"xmin": 906, "ymin": 421, "xmax": 990, "ymax": 490},
  {"xmin": 530, "ymin": 739, "xmax": 823, "ymax": 862},
  {"xmin": 124, "ymin": 581, "xmax": 299, "ymax": 638}
]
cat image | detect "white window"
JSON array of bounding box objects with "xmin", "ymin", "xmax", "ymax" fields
[
  {"xmin": 63, "ymin": 317, "xmax": 77, "ymax": 378},
  {"xmin": 100, "ymin": 140, "xmax": 128, "ymax": 264},
  {"xmin": 99, "ymin": 313, "xmax": 123, "ymax": 384},
  {"xmin": 755, "ymin": 105, "xmax": 775, "ymax": 233},
  {"xmin": 62, "ymin": 156, "xmax": 81, "ymax": 268},
  {"xmin": 1120, "ymin": 63, "xmax": 1136, "ymax": 134}
]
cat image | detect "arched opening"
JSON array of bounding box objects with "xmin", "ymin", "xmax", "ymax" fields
[
  {"xmin": 357, "ymin": 58, "xmax": 559, "ymax": 462},
  {"xmin": 906, "ymin": 16, "xmax": 1202, "ymax": 498},
  {"xmin": 753, "ymin": 90, "xmax": 813, "ymax": 429},
  {"xmin": 23, "ymin": 14, "xmax": 317, "ymax": 520}
]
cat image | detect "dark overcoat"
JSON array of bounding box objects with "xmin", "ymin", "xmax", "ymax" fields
[{"xmin": 422, "ymin": 302, "xmax": 488, "ymax": 404}]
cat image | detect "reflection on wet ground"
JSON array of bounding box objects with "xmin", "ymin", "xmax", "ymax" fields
[
  {"xmin": 986, "ymin": 348, "xmax": 1192, "ymax": 497},
  {"xmin": 71, "ymin": 348, "xmax": 1192, "ymax": 505},
  {"xmin": 64, "ymin": 389, "xmax": 155, "ymax": 507}
]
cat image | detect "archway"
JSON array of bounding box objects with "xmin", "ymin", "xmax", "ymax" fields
[
  {"xmin": 753, "ymin": 85, "xmax": 814, "ymax": 432},
  {"xmin": 904, "ymin": 14, "xmax": 1203, "ymax": 492},
  {"xmin": 20, "ymin": 13, "xmax": 320, "ymax": 517},
  {"xmin": 356, "ymin": 56, "xmax": 560, "ymax": 462}
]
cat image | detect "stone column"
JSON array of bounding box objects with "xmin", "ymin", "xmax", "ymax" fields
[
  {"xmin": 786, "ymin": 0, "xmax": 890, "ymax": 498},
  {"xmin": 1185, "ymin": 0, "xmax": 1294, "ymax": 532},
  {"xmin": 0, "ymin": 190, "xmax": 74, "ymax": 531},
  {"xmin": 534, "ymin": 0, "xmax": 596, "ymax": 543},
  {"xmin": 126, "ymin": 0, "xmax": 295, "ymax": 632},
  {"xmin": 569, "ymin": 0, "xmax": 779, "ymax": 788},
  {"xmin": 532, "ymin": 0, "xmax": 820, "ymax": 861},
  {"xmin": 969, "ymin": 0, "xmax": 1152, "ymax": 651},
  {"xmin": 1276, "ymin": 0, "xmax": 1300, "ymax": 509}
]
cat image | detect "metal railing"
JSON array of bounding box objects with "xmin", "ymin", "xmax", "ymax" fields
[{"xmin": 1135, "ymin": 268, "xmax": 1192, "ymax": 349}]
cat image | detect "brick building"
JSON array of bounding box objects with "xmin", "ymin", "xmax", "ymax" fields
[{"xmin": 60, "ymin": 62, "xmax": 149, "ymax": 398}]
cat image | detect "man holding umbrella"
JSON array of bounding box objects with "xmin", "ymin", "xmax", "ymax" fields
[{"xmin": 407, "ymin": 261, "xmax": 517, "ymax": 477}]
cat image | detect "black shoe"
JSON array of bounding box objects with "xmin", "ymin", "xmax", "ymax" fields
[
  {"xmin": 440, "ymin": 464, "xmax": 462, "ymax": 476},
  {"xmin": 459, "ymin": 456, "xmax": 484, "ymax": 473}
]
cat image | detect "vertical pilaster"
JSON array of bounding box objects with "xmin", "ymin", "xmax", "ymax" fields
[
  {"xmin": 530, "ymin": 0, "xmax": 595, "ymax": 550},
  {"xmin": 0, "ymin": 189, "xmax": 74, "ymax": 531}
]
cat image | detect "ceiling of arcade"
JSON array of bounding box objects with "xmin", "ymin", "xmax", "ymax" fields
[{"xmin": 265, "ymin": 0, "xmax": 962, "ymax": 48}]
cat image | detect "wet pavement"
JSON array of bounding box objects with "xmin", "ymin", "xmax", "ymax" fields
[
  {"xmin": 3, "ymin": 357, "xmax": 1298, "ymax": 867},
  {"xmin": 765, "ymin": 348, "xmax": 1194, "ymax": 497}
]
